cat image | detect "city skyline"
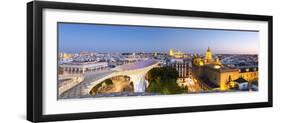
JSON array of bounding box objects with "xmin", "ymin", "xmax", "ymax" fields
[{"xmin": 58, "ymin": 23, "xmax": 259, "ymax": 54}]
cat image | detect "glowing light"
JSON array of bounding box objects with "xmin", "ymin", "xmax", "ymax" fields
[
  {"xmin": 214, "ymin": 65, "xmax": 221, "ymax": 69},
  {"xmin": 220, "ymin": 86, "xmax": 227, "ymax": 91},
  {"xmin": 199, "ymin": 61, "xmax": 204, "ymax": 66}
]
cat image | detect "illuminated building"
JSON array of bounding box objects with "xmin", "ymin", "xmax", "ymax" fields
[
  {"xmin": 59, "ymin": 52, "xmax": 73, "ymax": 59},
  {"xmin": 205, "ymin": 47, "xmax": 213, "ymax": 63},
  {"xmin": 192, "ymin": 47, "xmax": 258, "ymax": 91},
  {"xmin": 238, "ymin": 66, "xmax": 258, "ymax": 82},
  {"xmin": 169, "ymin": 48, "xmax": 188, "ymax": 58},
  {"xmin": 200, "ymin": 64, "xmax": 240, "ymax": 90},
  {"xmin": 192, "ymin": 47, "xmax": 221, "ymax": 66}
]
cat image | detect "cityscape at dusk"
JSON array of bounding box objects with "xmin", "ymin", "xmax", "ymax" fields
[{"xmin": 57, "ymin": 23, "xmax": 259, "ymax": 99}]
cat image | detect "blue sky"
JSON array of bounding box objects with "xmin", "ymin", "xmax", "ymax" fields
[{"xmin": 58, "ymin": 23, "xmax": 259, "ymax": 54}]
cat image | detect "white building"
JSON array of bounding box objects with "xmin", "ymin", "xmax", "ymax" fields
[{"xmin": 60, "ymin": 62, "xmax": 108, "ymax": 74}]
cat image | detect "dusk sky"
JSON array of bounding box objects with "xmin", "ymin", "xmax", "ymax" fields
[{"xmin": 58, "ymin": 23, "xmax": 259, "ymax": 54}]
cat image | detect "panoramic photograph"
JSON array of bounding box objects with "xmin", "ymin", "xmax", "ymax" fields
[{"xmin": 57, "ymin": 23, "xmax": 259, "ymax": 99}]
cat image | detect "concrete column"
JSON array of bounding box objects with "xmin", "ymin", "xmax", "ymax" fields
[
  {"xmin": 82, "ymin": 68, "xmax": 85, "ymax": 73},
  {"xmin": 73, "ymin": 68, "xmax": 75, "ymax": 73},
  {"xmin": 130, "ymin": 73, "xmax": 147, "ymax": 93}
]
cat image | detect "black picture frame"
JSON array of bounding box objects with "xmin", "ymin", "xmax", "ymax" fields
[{"xmin": 27, "ymin": 1, "xmax": 273, "ymax": 122}]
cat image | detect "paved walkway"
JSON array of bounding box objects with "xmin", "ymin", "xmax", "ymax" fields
[{"xmin": 59, "ymin": 70, "xmax": 114, "ymax": 99}]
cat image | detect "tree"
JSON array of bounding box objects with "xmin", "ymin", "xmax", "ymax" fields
[
  {"xmin": 90, "ymin": 79, "xmax": 113, "ymax": 95},
  {"xmin": 146, "ymin": 66, "xmax": 184, "ymax": 94}
]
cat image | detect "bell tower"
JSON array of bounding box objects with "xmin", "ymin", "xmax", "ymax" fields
[
  {"xmin": 205, "ymin": 46, "xmax": 213, "ymax": 63},
  {"xmin": 169, "ymin": 48, "xmax": 173, "ymax": 56}
]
